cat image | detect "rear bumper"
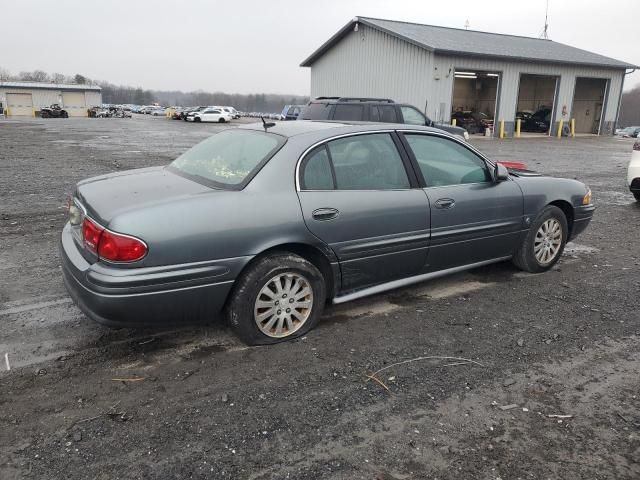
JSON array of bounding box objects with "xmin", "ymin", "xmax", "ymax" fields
[
  {"xmin": 570, "ymin": 204, "xmax": 595, "ymax": 240},
  {"xmin": 59, "ymin": 224, "xmax": 250, "ymax": 327}
]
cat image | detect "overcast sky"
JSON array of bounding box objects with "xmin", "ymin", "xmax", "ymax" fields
[{"xmin": 3, "ymin": 0, "xmax": 639, "ymax": 94}]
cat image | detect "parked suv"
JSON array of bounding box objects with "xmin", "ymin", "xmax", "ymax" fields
[{"xmin": 299, "ymin": 97, "xmax": 469, "ymax": 141}]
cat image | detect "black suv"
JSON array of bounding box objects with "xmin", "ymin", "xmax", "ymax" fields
[{"xmin": 299, "ymin": 97, "xmax": 469, "ymax": 141}]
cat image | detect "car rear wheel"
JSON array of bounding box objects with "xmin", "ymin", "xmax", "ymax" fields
[
  {"xmin": 512, "ymin": 205, "xmax": 568, "ymax": 273},
  {"xmin": 194, "ymin": 117, "xmax": 201, "ymax": 123},
  {"xmin": 218, "ymin": 118, "xmax": 225, "ymax": 123},
  {"xmin": 226, "ymin": 253, "xmax": 326, "ymax": 345},
  {"xmin": 634, "ymin": 192, "xmax": 640, "ymax": 202}
]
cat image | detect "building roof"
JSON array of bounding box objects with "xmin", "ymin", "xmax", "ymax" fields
[
  {"xmin": 301, "ymin": 16, "xmax": 638, "ymax": 70},
  {"xmin": 0, "ymin": 81, "xmax": 101, "ymax": 91}
]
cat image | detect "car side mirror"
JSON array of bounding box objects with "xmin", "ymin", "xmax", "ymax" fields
[{"xmin": 494, "ymin": 163, "xmax": 509, "ymax": 182}]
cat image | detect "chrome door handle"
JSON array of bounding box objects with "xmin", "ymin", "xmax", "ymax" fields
[
  {"xmin": 312, "ymin": 207, "xmax": 339, "ymax": 221},
  {"xmin": 435, "ymin": 198, "xmax": 455, "ymax": 209}
]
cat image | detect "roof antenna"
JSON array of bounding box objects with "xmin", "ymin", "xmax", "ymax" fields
[
  {"xmin": 540, "ymin": 0, "xmax": 550, "ymax": 39},
  {"xmin": 464, "ymin": 19, "xmax": 470, "ymax": 30},
  {"xmin": 261, "ymin": 116, "xmax": 276, "ymax": 131}
]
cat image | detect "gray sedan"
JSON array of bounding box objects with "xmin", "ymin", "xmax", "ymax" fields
[{"xmin": 60, "ymin": 121, "xmax": 595, "ymax": 344}]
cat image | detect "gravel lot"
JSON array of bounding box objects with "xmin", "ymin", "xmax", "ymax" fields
[{"xmin": 1, "ymin": 116, "xmax": 639, "ymax": 479}]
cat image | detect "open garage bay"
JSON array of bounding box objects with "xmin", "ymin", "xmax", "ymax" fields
[{"xmin": 1, "ymin": 116, "xmax": 639, "ymax": 480}]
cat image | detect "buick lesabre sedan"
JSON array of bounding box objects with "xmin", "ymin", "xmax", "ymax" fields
[{"xmin": 61, "ymin": 121, "xmax": 594, "ymax": 344}]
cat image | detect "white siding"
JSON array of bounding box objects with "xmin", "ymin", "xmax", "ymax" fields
[
  {"xmin": 431, "ymin": 54, "xmax": 625, "ymax": 131},
  {"xmin": 85, "ymin": 91, "xmax": 102, "ymax": 107},
  {"xmin": 310, "ymin": 25, "xmax": 433, "ymax": 113},
  {"xmin": 308, "ymin": 27, "xmax": 626, "ymax": 135},
  {"xmin": 0, "ymin": 87, "xmax": 102, "ymax": 117}
]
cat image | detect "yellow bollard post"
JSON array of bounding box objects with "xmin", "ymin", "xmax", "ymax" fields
[
  {"xmin": 452, "ymin": 118, "xmax": 456, "ymax": 127},
  {"xmin": 516, "ymin": 118, "xmax": 521, "ymax": 138},
  {"xmin": 557, "ymin": 119, "xmax": 564, "ymax": 138},
  {"xmin": 570, "ymin": 118, "xmax": 575, "ymax": 137},
  {"xmin": 499, "ymin": 120, "xmax": 505, "ymax": 139}
]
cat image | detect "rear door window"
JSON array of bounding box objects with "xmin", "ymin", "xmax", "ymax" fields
[
  {"xmin": 300, "ymin": 146, "xmax": 335, "ymax": 190},
  {"xmin": 400, "ymin": 106, "xmax": 427, "ymax": 126},
  {"xmin": 327, "ymin": 133, "xmax": 410, "ymax": 190},
  {"xmin": 300, "ymin": 102, "xmax": 332, "ymax": 120},
  {"xmin": 332, "ymin": 104, "xmax": 364, "ymax": 121}
]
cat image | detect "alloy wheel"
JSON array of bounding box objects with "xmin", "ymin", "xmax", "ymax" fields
[
  {"xmin": 534, "ymin": 218, "xmax": 563, "ymax": 265},
  {"xmin": 254, "ymin": 273, "xmax": 313, "ymax": 338}
]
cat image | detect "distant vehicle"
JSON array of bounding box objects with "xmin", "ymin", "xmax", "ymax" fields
[
  {"xmin": 617, "ymin": 126, "xmax": 640, "ymax": 138},
  {"xmin": 281, "ymin": 105, "xmax": 303, "ymax": 120},
  {"xmin": 184, "ymin": 106, "xmax": 209, "ymax": 121},
  {"xmin": 516, "ymin": 111, "xmax": 549, "ymax": 133},
  {"xmin": 138, "ymin": 106, "xmax": 157, "ymax": 115},
  {"xmin": 300, "ymin": 97, "xmax": 470, "ymax": 141},
  {"xmin": 451, "ymin": 111, "xmax": 493, "ymax": 134},
  {"xmin": 151, "ymin": 109, "xmax": 166, "ymax": 116},
  {"xmin": 629, "ymin": 141, "xmax": 640, "ymax": 202},
  {"xmin": 187, "ymin": 108, "xmax": 232, "ymax": 123},
  {"xmin": 220, "ymin": 106, "xmax": 240, "ymax": 119},
  {"xmin": 60, "ymin": 121, "xmax": 594, "ymax": 344},
  {"xmin": 40, "ymin": 104, "xmax": 69, "ymax": 118}
]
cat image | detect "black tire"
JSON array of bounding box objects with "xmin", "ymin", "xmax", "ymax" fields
[
  {"xmin": 634, "ymin": 192, "xmax": 640, "ymax": 202},
  {"xmin": 62, "ymin": 111, "xmax": 69, "ymax": 118},
  {"xmin": 194, "ymin": 117, "xmax": 201, "ymax": 123},
  {"xmin": 512, "ymin": 205, "xmax": 568, "ymax": 273},
  {"xmin": 218, "ymin": 118, "xmax": 225, "ymax": 123},
  {"xmin": 41, "ymin": 112, "xmax": 49, "ymax": 118},
  {"xmin": 226, "ymin": 253, "xmax": 326, "ymax": 345}
]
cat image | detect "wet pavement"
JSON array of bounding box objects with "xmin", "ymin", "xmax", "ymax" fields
[{"xmin": 1, "ymin": 116, "xmax": 639, "ymax": 479}]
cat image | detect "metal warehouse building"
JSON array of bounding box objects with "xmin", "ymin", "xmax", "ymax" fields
[
  {"xmin": 0, "ymin": 82, "xmax": 102, "ymax": 117},
  {"xmin": 301, "ymin": 17, "xmax": 638, "ymax": 137}
]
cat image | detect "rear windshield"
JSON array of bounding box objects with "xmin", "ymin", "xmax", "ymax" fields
[{"xmin": 168, "ymin": 129, "xmax": 284, "ymax": 189}]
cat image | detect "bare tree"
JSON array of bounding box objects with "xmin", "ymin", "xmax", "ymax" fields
[
  {"xmin": 19, "ymin": 70, "xmax": 50, "ymax": 82},
  {"xmin": 51, "ymin": 72, "xmax": 67, "ymax": 84},
  {"xmin": 0, "ymin": 67, "xmax": 13, "ymax": 81}
]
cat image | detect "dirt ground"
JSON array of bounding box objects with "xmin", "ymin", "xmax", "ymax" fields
[{"xmin": 1, "ymin": 116, "xmax": 639, "ymax": 480}]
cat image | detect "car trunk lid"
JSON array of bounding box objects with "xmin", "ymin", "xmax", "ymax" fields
[{"xmin": 75, "ymin": 166, "xmax": 212, "ymax": 226}]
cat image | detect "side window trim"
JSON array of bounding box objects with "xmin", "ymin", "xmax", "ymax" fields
[{"xmin": 397, "ymin": 131, "xmax": 493, "ymax": 188}]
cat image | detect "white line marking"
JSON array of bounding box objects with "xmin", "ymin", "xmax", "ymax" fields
[{"xmin": 0, "ymin": 298, "xmax": 73, "ymax": 316}]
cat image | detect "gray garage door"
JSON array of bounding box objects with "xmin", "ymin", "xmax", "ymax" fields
[{"xmin": 6, "ymin": 93, "xmax": 34, "ymax": 116}]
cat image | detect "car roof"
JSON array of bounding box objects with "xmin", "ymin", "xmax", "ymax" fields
[{"xmin": 238, "ymin": 120, "xmax": 447, "ymax": 139}]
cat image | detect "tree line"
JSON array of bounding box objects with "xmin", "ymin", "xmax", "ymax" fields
[
  {"xmin": 0, "ymin": 68, "xmax": 308, "ymax": 113},
  {"xmin": 619, "ymin": 85, "xmax": 640, "ymax": 127}
]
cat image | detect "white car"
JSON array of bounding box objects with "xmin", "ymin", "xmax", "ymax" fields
[
  {"xmin": 220, "ymin": 106, "xmax": 240, "ymax": 119},
  {"xmin": 188, "ymin": 108, "xmax": 232, "ymax": 123},
  {"xmin": 151, "ymin": 109, "xmax": 166, "ymax": 116},
  {"xmin": 628, "ymin": 141, "xmax": 640, "ymax": 202}
]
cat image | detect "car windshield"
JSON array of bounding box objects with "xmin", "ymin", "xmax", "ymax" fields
[{"xmin": 169, "ymin": 129, "xmax": 284, "ymax": 188}]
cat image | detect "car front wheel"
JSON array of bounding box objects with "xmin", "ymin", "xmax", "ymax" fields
[
  {"xmin": 634, "ymin": 192, "xmax": 640, "ymax": 202},
  {"xmin": 512, "ymin": 205, "xmax": 568, "ymax": 273},
  {"xmin": 226, "ymin": 253, "xmax": 326, "ymax": 345}
]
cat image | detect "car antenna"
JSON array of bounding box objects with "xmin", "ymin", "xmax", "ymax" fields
[{"xmin": 261, "ymin": 116, "xmax": 276, "ymax": 131}]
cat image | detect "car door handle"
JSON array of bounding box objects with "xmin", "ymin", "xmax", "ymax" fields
[
  {"xmin": 312, "ymin": 207, "xmax": 339, "ymax": 221},
  {"xmin": 435, "ymin": 198, "xmax": 456, "ymax": 209}
]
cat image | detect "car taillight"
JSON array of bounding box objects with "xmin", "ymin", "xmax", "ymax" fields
[
  {"xmin": 82, "ymin": 218, "xmax": 103, "ymax": 254},
  {"xmin": 81, "ymin": 217, "xmax": 147, "ymax": 262},
  {"xmin": 98, "ymin": 230, "xmax": 147, "ymax": 262}
]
